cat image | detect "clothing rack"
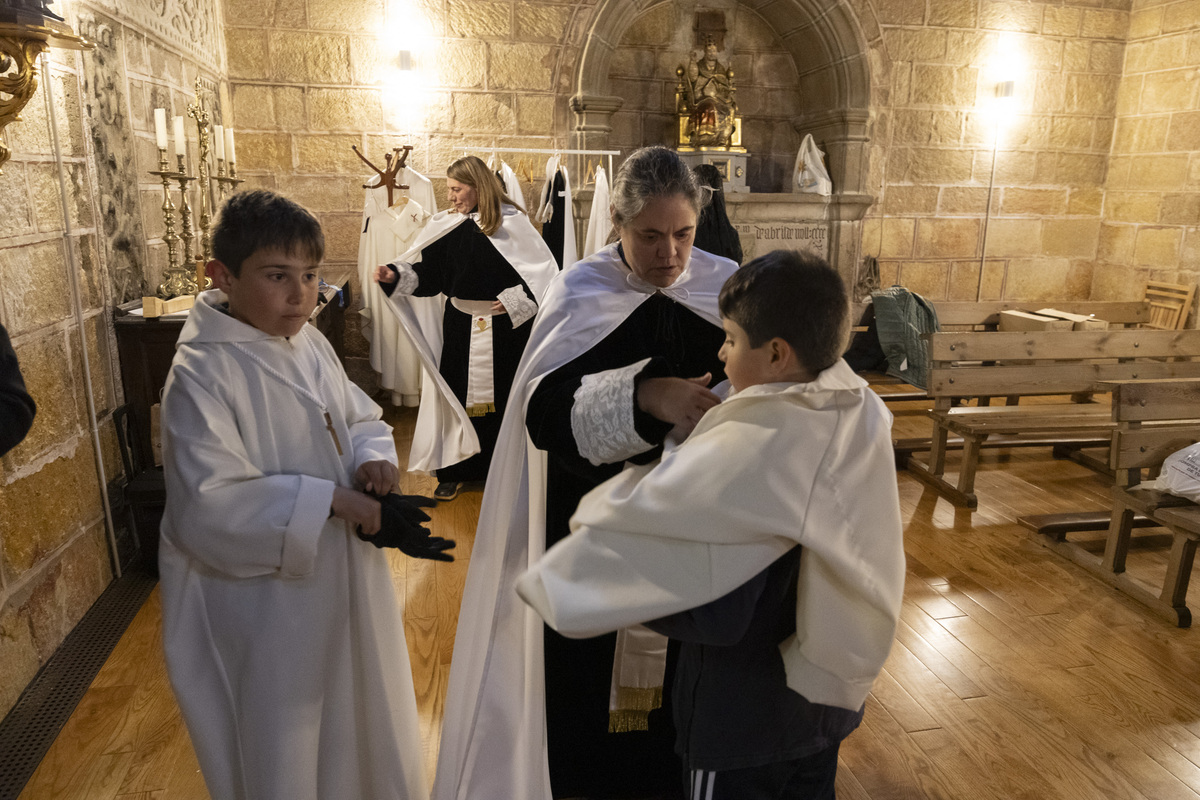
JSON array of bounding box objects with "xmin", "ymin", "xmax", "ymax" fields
[{"xmin": 461, "ymin": 146, "xmax": 619, "ymax": 187}]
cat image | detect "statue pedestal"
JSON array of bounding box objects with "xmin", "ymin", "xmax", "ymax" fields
[{"xmin": 676, "ymin": 150, "xmax": 749, "ymax": 193}]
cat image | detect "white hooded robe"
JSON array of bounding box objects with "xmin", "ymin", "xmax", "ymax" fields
[{"xmin": 158, "ymin": 291, "xmax": 428, "ymax": 800}]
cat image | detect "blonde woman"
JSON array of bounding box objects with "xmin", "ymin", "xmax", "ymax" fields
[{"xmin": 376, "ymin": 155, "xmax": 557, "ymax": 499}]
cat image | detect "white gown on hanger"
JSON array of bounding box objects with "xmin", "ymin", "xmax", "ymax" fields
[
  {"xmin": 357, "ymin": 168, "xmax": 438, "ymax": 406},
  {"xmin": 582, "ymin": 165, "xmax": 611, "ymax": 259}
]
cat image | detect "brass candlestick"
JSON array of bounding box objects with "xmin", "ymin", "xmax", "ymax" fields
[
  {"xmin": 175, "ymin": 152, "xmax": 195, "ymax": 266},
  {"xmin": 155, "ymin": 152, "xmax": 199, "ymax": 298},
  {"xmin": 149, "ymin": 148, "xmax": 185, "ymax": 297},
  {"xmin": 214, "ymin": 158, "xmax": 244, "ymax": 198}
]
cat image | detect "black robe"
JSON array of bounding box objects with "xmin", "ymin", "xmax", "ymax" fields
[
  {"xmin": 526, "ymin": 292, "xmax": 727, "ymax": 799},
  {"xmin": 540, "ymin": 169, "xmax": 567, "ymax": 269},
  {"xmin": 0, "ymin": 324, "xmax": 36, "ymax": 457},
  {"xmin": 411, "ymin": 219, "xmax": 535, "ymax": 482}
]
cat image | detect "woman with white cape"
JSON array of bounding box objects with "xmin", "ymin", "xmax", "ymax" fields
[
  {"xmin": 375, "ymin": 156, "xmax": 557, "ymax": 500},
  {"xmin": 432, "ymin": 147, "xmax": 738, "ymax": 800}
]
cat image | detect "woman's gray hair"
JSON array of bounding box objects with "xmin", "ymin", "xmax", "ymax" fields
[{"xmin": 610, "ymin": 146, "xmax": 707, "ymax": 229}]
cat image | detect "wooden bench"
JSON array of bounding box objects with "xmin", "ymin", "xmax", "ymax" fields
[
  {"xmin": 1032, "ymin": 378, "xmax": 1200, "ymax": 626},
  {"xmin": 852, "ymin": 300, "xmax": 1155, "ymax": 405},
  {"xmin": 904, "ymin": 329, "xmax": 1200, "ymax": 508}
]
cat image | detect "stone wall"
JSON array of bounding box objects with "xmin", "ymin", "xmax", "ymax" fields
[
  {"xmin": 863, "ymin": 0, "xmax": 1129, "ymax": 303},
  {"xmin": 0, "ymin": 0, "xmax": 225, "ymax": 719},
  {"xmin": 1092, "ymin": 0, "xmax": 1200, "ymax": 309}
]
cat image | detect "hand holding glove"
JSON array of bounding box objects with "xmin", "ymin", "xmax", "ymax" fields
[{"xmin": 356, "ymin": 492, "xmax": 456, "ymax": 562}]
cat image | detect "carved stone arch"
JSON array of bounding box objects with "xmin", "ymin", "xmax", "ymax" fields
[{"xmin": 569, "ymin": 0, "xmax": 881, "ymax": 195}]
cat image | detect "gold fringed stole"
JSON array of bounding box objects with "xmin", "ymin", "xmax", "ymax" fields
[
  {"xmin": 608, "ymin": 685, "xmax": 664, "ymax": 733},
  {"xmin": 466, "ymin": 402, "xmax": 495, "ymax": 417}
]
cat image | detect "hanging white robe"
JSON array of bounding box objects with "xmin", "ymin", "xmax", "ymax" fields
[
  {"xmin": 498, "ymin": 161, "xmax": 526, "ymax": 209},
  {"xmin": 159, "ymin": 291, "xmax": 428, "ymax": 800},
  {"xmin": 517, "ymin": 364, "xmax": 907, "ymax": 712},
  {"xmin": 582, "ymin": 165, "xmax": 612, "ymax": 259},
  {"xmin": 431, "ymin": 243, "xmax": 734, "ymax": 800},
  {"xmin": 358, "ymin": 167, "xmax": 439, "ymax": 406},
  {"xmin": 382, "ymin": 204, "xmax": 559, "ymax": 473}
]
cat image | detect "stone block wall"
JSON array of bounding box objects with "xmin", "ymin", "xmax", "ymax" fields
[
  {"xmin": 863, "ymin": 0, "xmax": 1129, "ymax": 302},
  {"xmin": 1093, "ymin": 0, "xmax": 1200, "ymax": 310},
  {"xmin": 0, "ymin": 0, "xmax": 225, "ymax": 719},
  {"xmin": 0, "ymin": 50, "xmax": 117, "ymax": 719},
  {"xmin": 607, "ymin": 1, "xmax": 802, "ymax": 193}
]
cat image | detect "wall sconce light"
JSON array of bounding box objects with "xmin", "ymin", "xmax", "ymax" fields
[
  {"xmin": 0, "ymin": 1, "xmax": 91, "ymax": 172},
  {"xmin": 996, "ymin": 80, "xmax": 1015, "ymax": 99},
  {"xmin": 396, "ymin": 49, "xmax": 412, "ymax": 71}
]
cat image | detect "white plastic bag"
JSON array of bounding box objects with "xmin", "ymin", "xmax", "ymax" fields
[
  {"xmin": 1148, "ymin": 441, "xmax": 1200, "ymax": 502},
  {"xmin": 793, "ymin": 133, "xmax": 832, "ymax": 196}
]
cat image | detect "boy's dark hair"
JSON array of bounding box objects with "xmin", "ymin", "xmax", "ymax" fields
[
  {"xmin": 210, "ymin": 189, "xmax": 325, "ymax": 276},
  {"xmin": 719, "ymin": 250, "xmax": 850, "ymax": 375}
]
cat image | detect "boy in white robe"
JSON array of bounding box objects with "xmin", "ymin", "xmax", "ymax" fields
[
  {"xmin": 159, "ymin": 190, "xmax": 450, "ymax": 800},
  {"xmin": 518, "ymin": 250, "xmax": 906, "ymax": 800}
]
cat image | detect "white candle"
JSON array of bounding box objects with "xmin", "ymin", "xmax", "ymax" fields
[
  {"xmin": 154, "ymin": 108, "xmax": 168, "ymax": 150},
  {"xmin": 173, "ymin": 115, "xmax": 186, "ymax": 164},
  {"xmin": 224, "ymin": 128, "xmax": 236, "ymax": 164},
  {"xmin": 213, "ymin": 124, "xmax": 225, "ymax": 160}
]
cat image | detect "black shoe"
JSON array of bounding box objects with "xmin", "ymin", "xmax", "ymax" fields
[{"xmin": 434, "ymin": 481, "xmax": 462, "ymax": 501}]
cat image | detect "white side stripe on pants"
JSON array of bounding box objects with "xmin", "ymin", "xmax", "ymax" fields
[{"xmin": 690, "ymin": 769, "xmax": 716, "ymax": 800}]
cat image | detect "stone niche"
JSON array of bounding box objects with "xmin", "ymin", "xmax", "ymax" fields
[{"xmin": 569, "ymin": 0, "xmax": 875, "ymax": 287}]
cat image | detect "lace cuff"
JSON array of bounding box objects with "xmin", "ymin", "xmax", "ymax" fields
[
  {"xmin": 499, "ymin": 285, "xmax": 537, "ymax": 328},
  {"xmin": 571, "ymin": 358, "xmax": 655, "ymax": 466},
  {"xmin": 384, "ymin": 260, "xmax": 420, "ymax": 296}
]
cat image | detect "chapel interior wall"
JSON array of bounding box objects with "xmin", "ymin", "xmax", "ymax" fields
[
  {"xmin": 1091, "ymin": 0, "xmax": 1200, "ymax": 311},
  {"xmin": 0, "ymin": 0, "xmax": 226, "ymax": 718}
]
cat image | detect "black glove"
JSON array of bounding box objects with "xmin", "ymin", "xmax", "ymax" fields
[{"xmin": 357, "ymin": 492, "xmax": 456, "ymax": 562}]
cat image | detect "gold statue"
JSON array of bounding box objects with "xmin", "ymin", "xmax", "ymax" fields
[{"xmin": 676, "ymin": 37, "xmax": 742, "ymax": 151}]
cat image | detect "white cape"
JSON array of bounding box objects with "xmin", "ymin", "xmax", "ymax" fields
[
  {"xmin": 383, "ymin": 204, "xmax": 558, "ymax": 473},
  {"xmin": 582, "ymin": 165, "xmax": 612, "ymax": 259},
  {"xmin": 357, "ymin": 169, "xmax": 438, "ymax": 406},
  {"xmin": 517, "ymin": 362, "xmax": 907, "ymax": 711},
  {"xmin": 498, "ymin": 160, "xmax": 526, "ymax": 209},
  {"xmin": 431, "ymin": 244, "xmax": 736, "ymax": 800},
  {"xmin": 159, "ymin": 291, "xmax": 427, "ymax": 800}
]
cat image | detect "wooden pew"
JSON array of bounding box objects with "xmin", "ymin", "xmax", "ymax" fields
[
  {"xmin": 852, "ymin": 300, "xmax": 1153, "ymax": 405},
  {"xmin": 1032, "ymin": 378, "xmax": 1200, "ymax": 627},
  {"xmin": 904, "ymin": 329, "xmax": 1200, "ymax": 508}
]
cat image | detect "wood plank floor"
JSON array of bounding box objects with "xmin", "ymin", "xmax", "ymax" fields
[{"xmin": 17, "ymin": 401, "xmax": 1200, "ymax": 799}]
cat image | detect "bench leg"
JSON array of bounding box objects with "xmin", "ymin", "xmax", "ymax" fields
[
  {"xmin": 1160, "ymin": 533, "xmax": 1198, "ymax": 623},
  {"xmin": 928, "ymin": 423, "xmax": 949, "ymax": 476},
  {"xmin": 956, "ymin": 434, "xmax": 983, "ymax": 501},
  {"xmin": 1102, "ymin": 499, "xmax": 1136, "ymax": 574}
]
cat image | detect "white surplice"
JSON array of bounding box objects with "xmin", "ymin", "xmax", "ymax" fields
[
  {"xmin": 431, "ymin": 244, "xmax": 734, "ymax": 800},
  {"xmin": 357, "ymin": 168, "xmax": 439, "ymax": 406},
  {"xmin": 517, "ymin": 363, "xmax": 907, "ymax": 712},
  {"xmin": 498, "ymin": 161, "xmax": 526, "ymax": 209},
  {"xmin": 159, "ymin": 291, "xmax": 428, "ymax": 800},
  {"xmin": 581, "ymin": 164, "xmax": 611, "ymax": 259}
]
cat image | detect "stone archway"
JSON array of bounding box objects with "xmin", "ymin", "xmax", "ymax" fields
[{"xmin": 569, "ymin": 0, "xmax": 882, "ymax": 196}]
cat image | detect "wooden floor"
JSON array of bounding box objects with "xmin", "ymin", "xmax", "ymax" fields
[{"xmin": 17, "ymin": 401, "xmax": 1200, "ymax": 799}]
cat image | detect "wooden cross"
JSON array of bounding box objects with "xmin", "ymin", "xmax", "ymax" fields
[
  {"xmin": 352, "ymin": 144, "xmax": 413, "ymax": 207},
  {"xmin": 324, "ymin": 411, "xmax": 344, "ymax": 455}
]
